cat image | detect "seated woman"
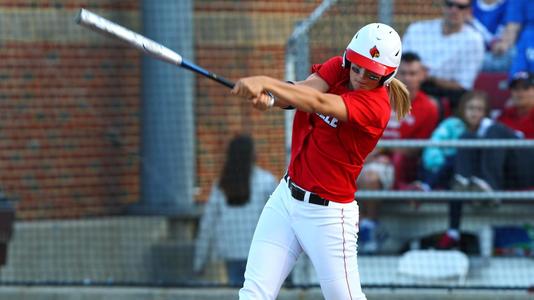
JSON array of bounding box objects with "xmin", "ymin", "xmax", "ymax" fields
[
  {"xmin": 194, "ymin": 135, "xmax": 277, "ymax": 285},
  {"xmin": 432, "ymin": 91, "xmax": 522, "ymax": 249},
  {"xmin": 453, "ymin": 91, "xmax": 521, "ymax": 192},
  {"xmin": 420, "ymin": 108, "xmax": 466, "ymax": 191}
]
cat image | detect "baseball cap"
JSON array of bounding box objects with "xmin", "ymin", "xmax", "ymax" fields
[{"xmin": 509, "ymin": 72, "xmax": 534, "ymax": 89}]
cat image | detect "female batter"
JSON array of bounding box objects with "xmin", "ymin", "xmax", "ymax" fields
[{"xmin": 231, "ymin": 23, "xmax": 410, "ymax": 300}]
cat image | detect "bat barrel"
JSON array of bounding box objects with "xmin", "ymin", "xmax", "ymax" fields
[
  {"xmin": 76, "ymin": 8, "xmax": 235, "ymax": 89},
  {"xmin": 75, "ymin": 9, "xmax": 183, "ymax": 66}
]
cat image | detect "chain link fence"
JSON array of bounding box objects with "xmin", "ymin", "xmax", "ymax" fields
[{"xmin": 0, "ymin": 0, "xmax": 532, "ymax": 294}]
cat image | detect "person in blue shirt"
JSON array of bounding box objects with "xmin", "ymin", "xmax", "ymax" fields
[
  {"xmin": 421, "ymin": 116, "xmax": 466, "ymax": 190},
  {"xmin": 471, "ymin": 0, "xmax": 509, "ymax": 48},
  {"xmin": 469, "ymin": 0, "xmax": 512, "ymax": 71},
  {"xmin": 491, "ymin": 0, "xmax": 534, "ymax": 77}
]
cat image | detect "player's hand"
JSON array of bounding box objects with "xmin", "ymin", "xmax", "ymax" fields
[
  {"xmin": 231, "ymin": 76, "xmax": 265, "ymax": 100},
  {"xmin": 250, "ymin": 92, "xmax": 275, "ymax": 111}
]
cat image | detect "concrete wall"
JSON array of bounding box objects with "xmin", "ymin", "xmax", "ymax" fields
[
  {"xmin": 2, "ymin": 204, "xmax": 533, "ymax": 286},
  {"xmin": 0, "ymin": 287, "xmax": 531, "ymax": 300},
  {"xmin": 0, "ymin": 216, "xmax": 197, "ymax": 284}
]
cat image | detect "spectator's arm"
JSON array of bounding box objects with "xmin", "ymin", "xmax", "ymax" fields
[
  {"xmin": 193, "ymin": 185, "xmax": 220, "ymax": 273},
  {"xmin": 265, "ymin": 173, "xmax": 278, "ymax": 200},
  {"xmin": 422, "ymin": 118, "xmax": 460, "ymax": 171},
  {"xmin": 491, "ymin": 23, "xmax": 520, "ymax": 55}
]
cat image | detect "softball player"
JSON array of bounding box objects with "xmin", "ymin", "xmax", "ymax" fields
[{"xmin": 232, "ymin": 23, "xmax": 410, "ymax": 300}]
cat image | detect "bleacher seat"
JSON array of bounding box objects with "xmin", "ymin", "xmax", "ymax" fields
[{"xmin": 473, "ymin": 72, "xmax": 510, "ymax": 111}]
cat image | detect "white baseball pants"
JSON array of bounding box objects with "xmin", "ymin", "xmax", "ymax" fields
[{"xmin": 239, "ymin": 179, "xmax": 366, "ymax": 300}]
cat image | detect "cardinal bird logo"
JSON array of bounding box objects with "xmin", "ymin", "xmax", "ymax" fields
[{"xmin": 370, "ymin": 46, "xmax": 380, "ymax": 58}]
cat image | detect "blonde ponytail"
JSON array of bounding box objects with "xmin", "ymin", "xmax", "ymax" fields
[{"xmin": 388, "ymin": 77, "xmax": 411, "ymax": 120}]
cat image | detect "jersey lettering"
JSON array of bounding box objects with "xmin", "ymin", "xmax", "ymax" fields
[{"xmin": 317, "ymin": 113, "xmax": 338, "ymax": 128}]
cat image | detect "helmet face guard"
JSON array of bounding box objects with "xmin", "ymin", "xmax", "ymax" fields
[
  {"xmin": 345, "ymin": 49, "xmax": 397, "ymax": 76},
  {"xmin": 342, "ymin": 23, "xmax": 402, "ymax": 85}
]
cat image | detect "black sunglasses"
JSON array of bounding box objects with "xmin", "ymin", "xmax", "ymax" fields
[{"xmin": 444, "ymin": 0, "xmax": 470, "ymax": 10}]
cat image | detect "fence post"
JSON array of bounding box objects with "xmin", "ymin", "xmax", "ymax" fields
[
  {"xmin": 379, "ymin": 0, "xmax": 394, "ymax": 25},
  {"xmin": 135, "ymin": 0, "xmax": 196, "ymax": 214}
]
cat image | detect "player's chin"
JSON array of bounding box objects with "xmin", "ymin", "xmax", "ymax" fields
[
  {"xmin": 357, "ymin": 83, "xmax": 375, "ymax": 91},
  {"xmin": 351, "ymin": 81, "xmax": 362, "ymax": 90}
]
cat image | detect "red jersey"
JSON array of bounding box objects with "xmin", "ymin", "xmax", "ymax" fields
[
  {"xmin": 382, "ymin": 91, "xmax": 438, "ymax": 140},
  {"xmin": 287, "ymin": 56, "xmax": 391, "ymax": 203},
  {"xmin": 498, "ymin": 106, "xmax": 534, "ymax": 139}
]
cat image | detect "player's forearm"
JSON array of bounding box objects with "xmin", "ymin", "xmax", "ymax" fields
[{"xmin": 261, "ymin": 76, "xmax": 328, "ymax": 113}]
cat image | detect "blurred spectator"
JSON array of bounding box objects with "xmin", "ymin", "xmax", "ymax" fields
[
  {"xmin": 497, "ymin": 72, "xmax": 534, "ymax": 189},
  {"xmin": 468, "ymin": 0, "xmax": 513, "ymax": 71},
  {"xmin": 491, "ymin": 0, "xmax": 534, "ymax": 77},
  {"xmin": 383, "ymin": 52, "xmax": 440, "ymax": 190},
  {"xmin": 470, "ymin": 0, "xmax": 508, "ymax": 48},
  {"xmin": 497, "ymin": 72, "xmax": 534, "ymax": 138},
  {"xmin": 421, "ymin": 90, "xmax": 517, "ymax": 191},
  {"xmin": 421, "ymin": 110, "xmax": 467, "ymax": 191},
  {"xmin": 193, "ymin": 135, "xmax": 277, "ymax": 286},
  {"xmin": 453, "ymin": 91, "xmax": 521, "ymax": 192},
  {"xmin": 402, "ymin": 0, "xmax": 485, "ymax": 111},
  {"xmin": 436, "ymin": 91, "xmax": 521, "ymax": 249},
  {"xmin": 357, "ymin": 52, "xmax": 439, "ymax": 253}
]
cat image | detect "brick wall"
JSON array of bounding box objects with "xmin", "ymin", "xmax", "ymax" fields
[{"xmin": 0, "ymin": 2, "xmax": 141, "ymax": 219}]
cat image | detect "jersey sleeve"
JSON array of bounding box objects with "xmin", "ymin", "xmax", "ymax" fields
[
  {"xmin": 314, "ymin": 56, "xmax": 345, "ymax": 88},
  {"xmin": 342, "ymin": 89, "xmax": 390, "ymax": 136},
  {"xmin": 422, "ymin": 118, "xmax": 462, "ymax": 171}
]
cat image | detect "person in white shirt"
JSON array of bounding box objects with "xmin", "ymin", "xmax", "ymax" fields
[
  {"xmin": 402, "ymin": 0, "xmax": 485, "ymax": 110},
  {"xmin": 194, "ymin": 134, "xmax": 277, "ymax": 286}
]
